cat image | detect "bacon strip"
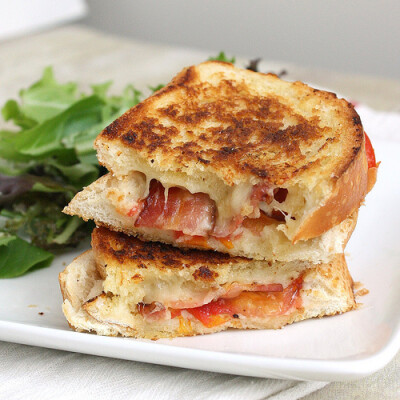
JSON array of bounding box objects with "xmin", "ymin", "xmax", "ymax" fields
[
  {"xmin": 211, "ymin": 215, "xmax": 243, "ymax": 238},
  {"xmin": 137, "ymin": 302, "xmax": 166, "ymax": 322},
  {"xmin": 134, "ymin": 179, "xmax": 288, "ymax": 239},
  {"xmin": 135, "ymin": 180, "xmax": 216, "ymax": 236},
  {"xmin": 251, "ymin": 183, "xmax": 274, "ymax": 206}
]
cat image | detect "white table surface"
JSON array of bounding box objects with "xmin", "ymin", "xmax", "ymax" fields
[{"xmin": 0, "ymin": 25, "xmax": 399, "ymax": 400}]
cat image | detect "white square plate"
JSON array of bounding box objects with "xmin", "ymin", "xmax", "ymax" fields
[{"xmin": 0, "ymin": 137, "xmax": 398, "ymax": 382}]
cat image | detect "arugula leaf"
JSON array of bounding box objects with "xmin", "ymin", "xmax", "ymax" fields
[
  {"xmin": 2, "ymin": 67, "xmax": 78, "ymax": 130},
  {"xmin": 0, "ymin": 236, "xmax": 53, "ymax": 278},
  {"xmin": 208, "ymin": 51, "xmax": 236, "ymax": 64},
  {"xmin": 0, "ymin": 156, "xmax": 35, "ymax": 176}
]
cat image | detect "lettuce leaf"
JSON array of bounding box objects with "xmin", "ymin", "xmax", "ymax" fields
[
  {"xmin": 208, "ymin": 51, "xmax": 236, "ymax": 64},
  {"xmin": 0, "ymin": 67, "xmax": 145, "ymax": 277},
  {"xmin": 0, "ymin": 236, "xmax": 53, "ymax": 278}
]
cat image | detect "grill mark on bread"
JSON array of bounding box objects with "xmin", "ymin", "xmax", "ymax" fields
[
  {"xmin": 192, "ymin": 266, "xmax": 219, "ymax": 281},
  {"xmin": 197, "ymin": 157, "xmax": 210, "ymax": 164},
  {"xmin": 97, "ymin": 62, "xmax": 363, "ymax": 186},
  {"xmin": 92, "ymin": 227, "xmax": 243, "ymax": 271}
]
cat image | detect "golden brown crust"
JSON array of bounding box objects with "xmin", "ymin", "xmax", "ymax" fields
[
  {"xmin": 95, "ymin": 61, "xmax": 366, "ymax": 188},
  {"xmin": 91, "ymin": 226, "xmax": 244, "ymax": 273},
  {"xmin": 293, "ymin": 145, "xmax": 367, "ymax": 242}
]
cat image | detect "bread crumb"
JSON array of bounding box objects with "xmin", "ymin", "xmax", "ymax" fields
[
  {"xmin": 353, "ymin": 281, "xmax": 369, "ymax": 297},
  {"xmin": 353, "ymin": 281, "xmax": 363, "ymax": 290},
  {"xmin": 28, "ymin": 304, "xmax": 37, "ymax": 308}
]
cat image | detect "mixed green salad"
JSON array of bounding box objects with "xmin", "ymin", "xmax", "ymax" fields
[
  {"xmin": 0, "ymin": 68, "xmax": 147, "ymax": 277},
  {"xmin": 0, "ymin": 53, "xmax": 240, "ymax": 278}
]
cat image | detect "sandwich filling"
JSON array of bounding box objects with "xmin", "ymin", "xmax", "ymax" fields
[
  {"xmin": 107, "ymin": 175, "xmax": 297, "ymax": 248},
  {"xmin": 135, "ymin": 275, "xmax": 303, "ymax": 328}
]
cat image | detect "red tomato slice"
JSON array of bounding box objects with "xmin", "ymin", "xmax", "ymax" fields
[
  {"xmin": 177, "ymin": 276, "xmax": 303, "ymax": 328},
  {"xmin": 364, "ymin": 132, "xmax": 376, "ymax": 169},
  {"xmin": 228, "ymin": 276, "xmax": 303, "ymax": 318},
  {"xmin": 186, "ymin": 299, "xmax": 234, "ymax": 328}
]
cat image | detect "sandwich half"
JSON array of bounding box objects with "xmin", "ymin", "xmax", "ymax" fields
[
  {"xmin": 65, "ymin": 61, "xmax": 376, "ymax": 259},
  {"xmin": 59, "ymin": 227, "xmax": 356, "ymax": 339}
]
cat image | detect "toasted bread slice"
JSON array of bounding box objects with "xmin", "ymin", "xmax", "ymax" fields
[
  {"xmin": 94, "ymin": 61, "xmax": 370, "ymax": 241},
  {"xmin": 59, "ymin": 231, "xmax": 356, "ymax": 339},
  {"xmin": 63, "ymin": 173, "xmax": 358, "ymax": 262}
]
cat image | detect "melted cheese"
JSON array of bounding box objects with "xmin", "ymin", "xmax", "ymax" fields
[{"xmin": 105, "ymin": 172, "xmax": 324, "ymax": 240}]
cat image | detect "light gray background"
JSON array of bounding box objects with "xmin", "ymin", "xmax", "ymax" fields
[{"xmin": 82, "ymin": 0, "xmax": 400, "ymax": 80}]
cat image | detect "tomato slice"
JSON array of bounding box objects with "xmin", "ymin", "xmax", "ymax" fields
[
  {"xmin": 364, "ymin": 132, "xmax": 376, "ymax": 169},
  {"xmin": 175, "ymin": 276, "xmax": 303, "ymax": 328},
  {"xmin": 186, "ymin": 299, "xmax": 234, "ymax": 328},
  {"xmin": 229, "ymin": 276, "xmax": 303, "ymax": 318},
  {"xmin": 170, "ymin": 309, "xmax": 182, "ymax": 319}
]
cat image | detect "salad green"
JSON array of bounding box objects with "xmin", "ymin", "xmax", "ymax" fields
[
  {"xmin": 208, "ymin": 51, "xmax": 236, "ymax": 64},
  {"xmin": 0, "ymin": 68, "xmax": 144, "ymax": 277}
]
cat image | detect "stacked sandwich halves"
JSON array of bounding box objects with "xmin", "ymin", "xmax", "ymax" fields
[{"xmin": 59, "ymin": 61, "xmax": 377, "ymax": 339}]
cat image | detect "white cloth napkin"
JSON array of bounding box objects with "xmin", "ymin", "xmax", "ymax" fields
[
  {"xmin": 0, "ymin": 342, "xmax": 326, "ymax": 400},
  {"xmin": 0, "ymin": 106, "xmax": 399, "ymax": 400}
]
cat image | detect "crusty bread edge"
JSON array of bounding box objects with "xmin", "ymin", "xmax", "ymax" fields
[{"xmin": 293, "ymin": 143, "xmax": 368, "ymax": 243}]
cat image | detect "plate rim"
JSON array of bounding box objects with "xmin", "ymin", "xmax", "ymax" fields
[{"xmin": 1, "ymin": 319, "xmax": 399, "ymax": 382}]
